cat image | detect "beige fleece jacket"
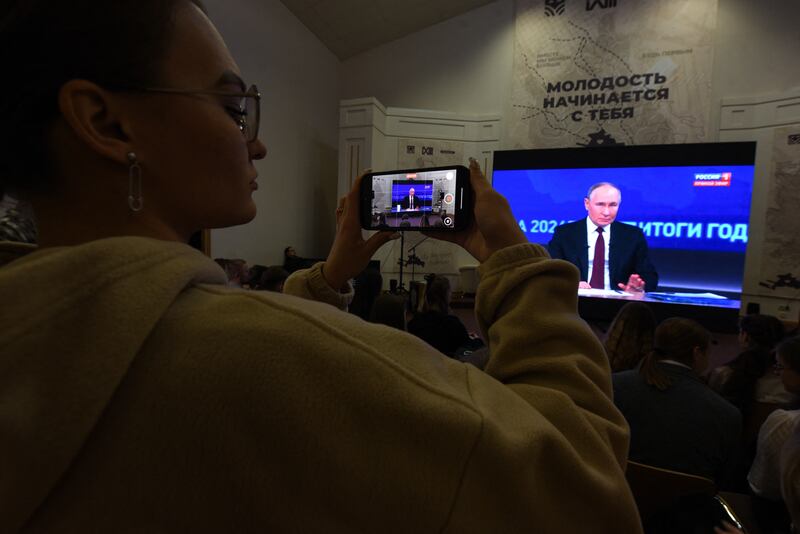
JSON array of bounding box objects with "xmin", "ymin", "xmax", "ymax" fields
[{"xmin": 0, "ymin": 237, "xmax": 641, "ymax": 533}]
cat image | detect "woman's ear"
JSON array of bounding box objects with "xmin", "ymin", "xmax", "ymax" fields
[{"xmin": 57, "ymin": 79, "xmax": 135, "ymax": 166}]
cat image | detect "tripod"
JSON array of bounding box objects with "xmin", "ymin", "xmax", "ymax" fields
[{"xmin": 394, "ymin": 234, "xmax": 429, "ymax": 293}]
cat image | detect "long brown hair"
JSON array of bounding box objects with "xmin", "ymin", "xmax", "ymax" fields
[
  {"xmin": 424, "ymin": 274, "xmax": 451, "ymax": 314},
  {"xmin": 604, "ymin": 302, "xmax": 657, "ymax": 372},
  {"xmin": 639, "ymin": 317, "xmax": 710, "ymax": 391}
]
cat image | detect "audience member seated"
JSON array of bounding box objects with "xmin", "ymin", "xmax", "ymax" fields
[
  {"xmin": 399, "ymin": 214, "xmax": 411, "ymax": 228},
  {"xmin": 348, "ymin": 265, "xmax": 383, "ymax": 321},
  {"xmin": 282, "ymin": 245, "xmax": 308, "ymax": 273},
  {"xmin": 213, "ymin": 257, "xmax": 249, "ymax": 288},
  {"xmin": 709, "ymin": 314, "xmax": 786, "ymax": 413},
  {"xmin": 613, "ymin": 318, "xmax": 742, "ymax": 486},
  {"xmin": 604, "ymin": 301, "xmax": 657, "ymax": 372},
  {"xmin": 408, "ymin": 274, "xmax": 479, "ymax": 357},
  {"xmin": 247, "ymin": 264, "xmax": 268, "ymax": 289},
  {"xmin": 748, "ymin": 336, "xmax": 800, "ymax": 500},
  {"xmin": 369, "ymin": 293, "xmax": 407, "ymax": 331},
  {"xmin": 258, "ymin": 265, "xmax": 289, "ymax": 293}
]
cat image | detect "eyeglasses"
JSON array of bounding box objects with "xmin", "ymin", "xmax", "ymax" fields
[{"xmin": 126, "ymin": 85, "xmax": 261, "ymax": 142}]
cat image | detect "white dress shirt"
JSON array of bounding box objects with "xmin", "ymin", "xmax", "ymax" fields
[
  {"xmin": 585, "ymin": 218, "xmax": 611, "ymax": 290},
  {"xmin": 748, "ymin": 409, "xmax": 800, "ymax": 499}
]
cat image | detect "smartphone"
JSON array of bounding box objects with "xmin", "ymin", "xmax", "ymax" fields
[{"xmin": 360, "ymin": 165, "xmax": 472, "ymax": 231}]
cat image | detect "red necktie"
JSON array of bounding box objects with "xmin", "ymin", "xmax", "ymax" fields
[{"xmin": 590, "ymin": 227, "xmax": 605, "ymax": 289}]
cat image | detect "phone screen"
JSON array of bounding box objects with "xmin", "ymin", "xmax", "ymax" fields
[{"xmin": 363, "ymin": 166, "xmax": 468, "ymax": 231}]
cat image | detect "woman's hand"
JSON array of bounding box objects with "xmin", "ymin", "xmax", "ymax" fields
[
  {"xmin": 426, "ymin": 158, "xmax": 528, "ymax": 263},
  {"xmin": 322, "ymin": 172, "xmax": 399, "ymax": 291}
]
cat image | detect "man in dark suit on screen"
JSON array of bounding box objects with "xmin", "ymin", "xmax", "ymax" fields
[
  {"xmin": 399, "ymin": 187, "xmax": 430, "ymax": 211},
  {"xmin": 548, "ymin": 182, "xmax": 658, "ymax": 292}
]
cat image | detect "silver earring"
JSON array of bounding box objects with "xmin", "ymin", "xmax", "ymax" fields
[{"xmin": 127, "ymin": 152, "xmax": 143, "ymax": 212}]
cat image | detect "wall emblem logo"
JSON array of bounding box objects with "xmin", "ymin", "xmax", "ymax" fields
[
  {"xmin": 545, "ymin": 0, "xmax": 566, "ymax": 17},
  {"xmin": 693, "ymin": 172, "xmax": 732, "ymax": 187},
  {"xmin": 406, "ymin": 145, "xmax": 416, "ymax": 154},
  {"xmin": 789, "ymin": 134, "xmax": 800, "ymax": 145},
  {"xmin": 586, "ymin": 0, "xmax": 617, "ymax": 11}
]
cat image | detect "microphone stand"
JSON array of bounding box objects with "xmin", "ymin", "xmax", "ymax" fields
[
  {"xmin": 396, "ymin": 231, "xmax": 406, "ymax": 294},
  {"xmin": 406, "ymin": 236, "xmax": 429, "ymax": 282}
]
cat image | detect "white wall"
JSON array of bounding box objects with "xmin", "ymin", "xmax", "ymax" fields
[
  {"xmin": 205, "ymin": 0, "xmax": 341, "ymax": 266},
  {"xmin": 708, "ymin": 0, "xmax": 800, "ymax": 133},
  {"xmin": 340, "ymin": 0, "xmax": 515, "ymax": 117}
]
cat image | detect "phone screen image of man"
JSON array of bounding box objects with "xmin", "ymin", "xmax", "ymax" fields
[
  {"xmin": 368, "ymin": 169, "xmax": 459, "ymax": 229},
  {"xmin": 392, "ymin": 181, "xmax": 433, "ymax": 212}
]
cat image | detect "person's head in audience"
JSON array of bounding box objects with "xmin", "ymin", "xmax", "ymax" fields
[
  {"xmin": 0, "ymin": 0, "xmax": 267, "ymax": 247},
  {"xmin": 259, "ymin": 265, "xmax": 289, "ymax": 293},
  {"xmin": 604, "ymin": 302, "xmax": 657, "ymax": 372},
  {"xmin": 214, "ymin": 258, "xmax": 249, "ymax": 287},
  {"xmin": 369, "ymin": 293, "xmax": 407, "ymax": 331},
  {"xmin": 739, "ymin": 314, "xmax": 784, "ymax": 351},
  {"xmin": 776, "ymin": 336, "xmax": 800, "ymax": 395},
  {"xmin": 247, "ymin": 264, "xmax": 267, "ymax": 289},
  {"xmin": 640, "ymin": 317, "xmax": 711, "ymax": 390},
  {"xmin": 424, "ymin": 274, "xmax": 451, "ymax": 315},
  {"xmin": 284, "ymin": 246, "xmax": 297, "ymax": 259}
]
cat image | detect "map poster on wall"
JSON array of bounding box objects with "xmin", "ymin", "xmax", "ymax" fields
[
  {"xmin": 397, "ymin": 138, "xmax": 464, "ymax": 169},
  {"xmin": 759, "ymin": 127, "xmax": 800, "ymax": 298},
  {"xmin": 507, "ymin": 0, "xmax": 718, "ymax": 148}
]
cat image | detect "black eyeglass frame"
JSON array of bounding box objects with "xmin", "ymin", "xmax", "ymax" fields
[{"xmin": 124, "ymin": 84, "xmax": 261, "ymax": 142}]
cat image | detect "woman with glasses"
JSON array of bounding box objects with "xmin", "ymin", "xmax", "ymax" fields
[{"xmin": 0, "ymin": 1, "xmax": 640, "ymax": 532}]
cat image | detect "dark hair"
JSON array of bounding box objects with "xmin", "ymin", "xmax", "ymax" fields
[
  {"xmin": 739, "ymin": 314, "xmax": 784, "ymax": 350},
  {"xmin": 259, "ymin": 266, "xmax": 289, "ymax": 292},
  {"xmin": 0, "ymin": 0, "xmax": 207, "ymax": 192},
  {"xmin": 777, "ymin": 336, "xmax": 800, "ymax": 373},
  {"xmin": 716, "ymin": 314, "xmax": 785, "ymax": 413},
  {"xmin": 369, "ymin": 293, "xmax": 407, "ymax": 331},
  {"xmin": 424, "ymin": 274, "xmax": 451, "ymax": 314},
  {"xmin": 604, "ymin": 302, "xmax": 657, "ymax": 372},
  {"xmin": 639, "ymin": 317, "xmax": 710, "ymax": 391},
  {"xmin": 214, "ymin": 258, "xmax": 247, "ymax": 282}
]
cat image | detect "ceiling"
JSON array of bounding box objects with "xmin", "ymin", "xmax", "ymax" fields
[{"xmin": 280, "ymin": 0, "xmax": 497, "ymax": 60}]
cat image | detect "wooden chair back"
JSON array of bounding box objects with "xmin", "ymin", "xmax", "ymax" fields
[{"xmin": 625, "ymin": 460, "xmax": 716, "ymax": 522}]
